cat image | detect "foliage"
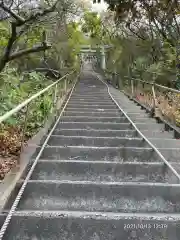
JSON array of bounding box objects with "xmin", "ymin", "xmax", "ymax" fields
[
  {"xmin": 67, "ymin": 21, "xmax": 89, "ymax": 67},
  {"xmin": 82, "ymin": 12, "xmax": 103, "ymax": 40},
  {"xmin": 0, "ymin": 68, "xmax": 53, "ymax": 129},
  {"xmin": 92, "ymin": 0, "xmax": 179, "ymax": 87}
]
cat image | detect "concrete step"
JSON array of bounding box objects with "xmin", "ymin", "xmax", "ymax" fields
[
  {"xmin": 130, "ymin": 118, "xmax": 157, "ymax": 124},
  {"xmin": 68, "ymin": 101, "xmax": 114, "ymax": 105},
  {"xmin": 47, "ymin": 136, "xmax": 148, "ymax": 148},
  {"xmin": 158, "ymin": 149, "xmax": 180, "ymax": 162},
  {"xmin": 124, "ymin": 109, "xmax": 146, "ymax": 112},
  {"xmin": 65, "ymin": 107, "xmax": 120, "ymax": 112},
  {"xmin": 150, "ymin": 139, "xmax": 180, "ymax": 148},
  {"xmin": 38, "ymin": 146, "xmax": 161, "ymax": 162},
  {"xmin": 68, "ymin": 99, "xmax": 113, "ymax": 103},
  {"xmin": 60, "ymin": 116, "xmax": 129, "ymax": 123},
  {"xmin": 66, "ymin": 104, "xmax": 118, "ymax": 109},
  {"xmin": 128, "ymin": 112, "xmax": 151, "ymax": 118},
  {"xmin": 63, "ymin": 111, "xmax": 123, "ymax": 117},
  {"xmin": 73, "ymin": 91, "xmax": 107, "ymax": 93},
  {"xmin": 15, "ymin": 182, "xmax": 180, "ymax": 213},
  {"xmin": 52, "ymin": 129, "xmax": 138, "ymax": 138},
  {"xmin": 56, "ymin": 122, "xmax": 132, "ymax": 130},
  {"xmin": 31, "ymin": 161, "xmax": 175, "ymax": 183},
  {"xmin": 136, "ymin": 123, "xmax": 165, "ymax": 131},
  {"xmin": 2, "ymin": 212, "xmax": 180, "ymax": 240},
  {"xmin": 68, "ymin": 100, "xmax": 114, "ymax": 105},
  {"xmin": 70, "ymin": 97, "xmax": 112, "ymax": 101},
  {"xmin": 71, "ymin": 94, "xmax": 110, "ymax": 98},
  {"xmin": 141, "ymin": 130, "xmax": 173, "ymax": 139}
]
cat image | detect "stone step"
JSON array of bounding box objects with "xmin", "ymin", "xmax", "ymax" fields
[
  {"xmin": 68, "ymin": 99, "xmax": 113, "ymax": 103},
  {"xmin": 57, "ymin": 122, "xmax": 132, "ymax": 130},
  {"xmin": 63, "ymin": 111, "xmax": 123, "ymax": 117},
  {"xmin": 73, "ymin": 91, "xmax": 107, "ymax": 94},
  {"xmin": 136, "ymin": 123, "xmax": 165, "ymax": 131},
  {"xmin": 47, "ymin": 136, "xmax": 148, "ymax": 148},
  {"xmin": 123, "ymin": 107, "xmax": 146, "ymax": 111},
  {"xmin": 72, "ymin": 94, "xmax": 110, "ymax": 98},
  {"xmin": 70, "ymin": 97, "xmax": 111, "ymax": 101},
  {"xmin": 52, "ymin": 129, "xmax": 138, "ymax": 138},
  {"xmin": 67, "ymin": 102, "xmax": 115, "ymax": 106},
  {"xmin": 14, "ymin": 182, "xmax": 180, "ymax": 213},
  {"xmin": 60, "ymin": 116, "xmax": 129, "ymax": 123},
  {"xmin": 31, "ymin": 161, "xmax": 175, "ymax": 183},
  {"xmin": 68, "ymin": 102, "xmax": 115, "ymax": 106},
  {"xmin": 158, "ymin": 149, "xmax": 180, "ymax": 162},
  {"xmin": 130, "ymin": 118, "xmax": 157, "ymax": 124},
  {"xmin": 151, "ymin": 139, "xmax": 180, "ymax": 148},
  {"xmin": 2, "ymin": 212, "xmax": 180, "ymax": 240},
  {"xmin": 66, "ymin": 104, "xmax": 118, "ymax": 109},
  {"xmin": 38, "ymin": 146, "xmax": 160, "ymax": 162},
  {"xmin": 65, "ymin": 107, "xmax": 119, "ymax": 112},
  {"xmin": 141, "ymin": 130, "xmax": 173, "ymax": 139},
  {"xmin": 128, "ymin": 112, "xmax": 151, "ymax": 118}
]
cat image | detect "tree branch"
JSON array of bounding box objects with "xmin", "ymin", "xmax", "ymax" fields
[
  {"xmin": 0, "ymin": 22, "xmax": 17, "ymax": 71},
  {"xmin": 31, "ymin": 68, "xmax": 60, "ymax": 74},
  {"xmin": 21, "ymin": 0, "xmax": 59, "ymax": 26},
  {"xmin": 8, "ymin": 44, "xmax": 52, "ymax": 61},
  {"xmin": 0, "ymin": 2, "xmax": 25, "ymax": 23},
  {"xmin": 22, "ymin": 68, "xmax": 61, "ymax": 80},
  {"xmin": 0, "ymin": 0, "xmax": 59, "ymax": 72}
]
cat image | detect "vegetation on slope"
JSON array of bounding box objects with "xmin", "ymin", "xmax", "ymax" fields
[{"xmin": 0, "ymin": 0, "xmax": 89, "ymax": 179}]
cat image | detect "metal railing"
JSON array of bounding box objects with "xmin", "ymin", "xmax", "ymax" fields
[
  {"xmin": 0, "ymin": 70, "xmax": 77, "ymax": 164},
  {"xmin": 124, "ymin": 77, "xmax": 180, "ymax": 122},
  {"xmin": 104, "ymin": 70, "xmax": 180, "ymax": 128}
]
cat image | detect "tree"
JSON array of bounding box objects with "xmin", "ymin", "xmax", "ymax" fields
[
  {"xmin": 0, "ymin": 0, "xmax": 81, "ymax": 73},
  {"xmin": 90, "ymin": 0, "xmax": 179, "ymax": 87}
]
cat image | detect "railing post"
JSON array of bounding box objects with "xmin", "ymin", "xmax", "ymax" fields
[
  {"xmin": 64, "ymin": 78, "xmax": 67, "ymax": 94},
  {"xmin": 53, "ymin": 84, "xmax": 58, "ymax": 119},
  {"xmin": 130, "ymin": 79, "xmax": 134, "ymax": 99},
  {"xmin": 112, "ymin": 72, "xmax": 115, "ymax": 87},
  {"xmin": 50, "ymin": 84, "xmax": 57, "ymax": 115},
  {"xmin": 19, "ymin": 103, "xmax": 30, "ymax": 165},
  {"xmin": 151, "ymin": 83, "xmax": 157, "ymax": 117},
  {"xmin": 53, "ymin": 84, "xmax": 58, "ymax": 107},
  {"xmin": 56, "ymin": 83, "xmax": 63, "ymax": 113}
]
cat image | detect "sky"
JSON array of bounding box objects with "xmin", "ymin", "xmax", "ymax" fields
[{"xmin": 91, "ymin": 0, "xmax": 108, "ymax": 13}]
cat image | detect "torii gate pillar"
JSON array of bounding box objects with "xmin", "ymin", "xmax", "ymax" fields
[{"xmin": 101, "ymin": 46, "xmax": 106, "ymax": 70}]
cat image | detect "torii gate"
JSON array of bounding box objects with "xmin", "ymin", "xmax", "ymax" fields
[{"xmin": 79, "ymin": 45, "xmax": 112, "ymax": 70}]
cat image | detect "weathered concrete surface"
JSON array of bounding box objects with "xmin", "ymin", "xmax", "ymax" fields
[
  {"xmin": 3, "ymin": 213, "xmax": 180, "ymax": 240},
  {"xmin": 52, "ymin": 129, "xmax": 138, "ymax": 138},
  {"xmin": 47, "ymin": 136, "xmax": 148, "ymax": 148},
  {"xmin": 31, "ymin": 161, "xmax": 173, "ymax": 183},
  {"xmin": 60, "ymin": 116, "xmax": 129, "ymax": 123},
  {"xmin": 66, "ymin": 104, "xmax": 119, "ymax": 110},
  {"xmin": 56, "ymin": 122, "xmax": 132, "ymax": 130},
  {"xmin": 63, "ymin": 110, "xmax": 123, "ymax": 117},
  {"xmin": 64, "ymin": 107, "xmax": 119, "ymax": 112},
  {"xmin": 38, "ymin": 146, "xmax": 160, "ymax": 162},
  {"xmin": 15, "ymin": 182, "xmax": 180, "ymax": 213}
]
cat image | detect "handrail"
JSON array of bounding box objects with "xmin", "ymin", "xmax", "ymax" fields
[
  {"xmin": 0, "ymin": 71, "xmax": 74, "ymax": 124},
  {"xmin": 123, "ymin": 76, "xmax": 180, "ymax": 94},
  {"xmin": 105, "ymin": 69, "xmax": 180, "ymax": 94}
]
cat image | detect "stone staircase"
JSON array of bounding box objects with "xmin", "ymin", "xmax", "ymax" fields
[{"xmin": 1, "ymin": 70, "xmax": 180, "ymax": 239}]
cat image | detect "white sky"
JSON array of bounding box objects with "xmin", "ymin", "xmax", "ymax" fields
[{"xmin": 91, "ymin": 0, "xmax": 108, "ymax": 12}]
